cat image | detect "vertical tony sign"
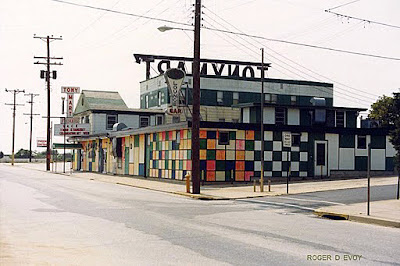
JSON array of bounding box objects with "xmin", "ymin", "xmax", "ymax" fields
[
  {"xmin": 61, "ymin": 87, "xmax": 80, "ymax": 117},
  {"xmin": 164, "ymin": 68, "xmax": 185, "ymax": 115}
]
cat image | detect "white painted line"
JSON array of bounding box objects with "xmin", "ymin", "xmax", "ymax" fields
[
  {"xmin": 240, "ymin": 199, "xmax": 316, "ymax": 211},
  {"xmin": 277, "ymin": 196, "xmax": 346, "ymax": 206}
]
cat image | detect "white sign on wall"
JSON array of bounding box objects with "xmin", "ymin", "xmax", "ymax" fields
[
  {"xmin": 283, "ymin": 132, "xmax": 292, "ymax": 148},
  {"xmin": 54, "ymin": 123, "xmax": 90, "ymax": 136}
]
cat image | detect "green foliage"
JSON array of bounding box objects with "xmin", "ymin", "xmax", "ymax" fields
[
  {"xmin": 0, "ymin": 151, "xmax": 4, "ymax": 159},
  {"xmin": 371, "ymin": 93, "xmax": 400, "ymax": 170},
  {"xmin": 15, "ymin": 149, "xmax": 31, "ymax": 158},
  {"xmin": 368, "ymin": 95, "xmax": 395, "ymax": 127}
]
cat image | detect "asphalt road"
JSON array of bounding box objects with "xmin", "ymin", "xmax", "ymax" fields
[
  {"xmin": 1, "ymin": 164, "xmax": 399, "ymax": 265},
  {"xmin": 238, "ymin": 184, "xmax": 398, "ymax": 213}
]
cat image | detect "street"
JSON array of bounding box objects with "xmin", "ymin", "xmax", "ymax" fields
[
  {"xmin": 239, "ymin": 184, "xmax": 398, "ymax": 213},
  {"xmin": 1, "ymin": 164, "xmax": 399, "ymax": 265}
]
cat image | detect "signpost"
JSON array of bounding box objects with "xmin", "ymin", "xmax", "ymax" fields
[
  {"xmin": 60, "ymin": 86, "xmax": 80, "ymax": 173},
  {"xmin": 283, "ymin": 132, "xmax": 292, "ymax": 194}
]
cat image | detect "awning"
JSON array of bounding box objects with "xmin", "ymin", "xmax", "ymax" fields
[{"xmin": 52, "ymin": 143, "xmax": 83, "ymax": 149}]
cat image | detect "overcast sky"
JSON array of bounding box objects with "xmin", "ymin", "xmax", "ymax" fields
[{"xmin": 1, "ymin": 0, "xmax": 399, "ymax": 154}]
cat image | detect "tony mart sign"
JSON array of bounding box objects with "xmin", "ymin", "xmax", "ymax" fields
[
  {"xmin": 67, "ymin": 94, "xmax": 74, "ymax": 117},
  {"xmin": 164, "ymin": 68, "xmax": 185, "ymax": 116},
  {"xmin": 54, "ymin": 123, "xmax": 90, "ymax": 136},
  {"xmin": 61, "ymin": 87, "xmax": 80, "ymax": 94}
]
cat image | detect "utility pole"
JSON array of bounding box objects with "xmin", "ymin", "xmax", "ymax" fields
[
  {"xmin": 191, "ymin": 0, "xmax": 201, "ymax": 194},
  {"xmin": 260, "ymin": 48, "xmax": 265, "ymax": 192},
  {"xmin": 34, "ymin": 35, "xmax": 63, "ymax": 171},
  {"xmin": 5, "ymin": 89, "xmax": 25, "ymax": 165},
  {"xmin": 23, "ymin": 93, "xmax": 40, "ymax": 162},
  {"xmin": 367, "ymin": 143, "xmax": 371, "ymax": 215}
]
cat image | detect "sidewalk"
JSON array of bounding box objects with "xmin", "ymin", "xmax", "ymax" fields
[
  {"xmin": 314, "ymin": 200, "xmax": 400, "ymax": 228},
  {"xmin": 11, "ymin": 162, "xmax": 400, "ymax": 228}
]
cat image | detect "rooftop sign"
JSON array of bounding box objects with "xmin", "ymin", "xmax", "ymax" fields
[{"xmin": 134, "ymin": 54, "xmax": 270, "ymax": 80}]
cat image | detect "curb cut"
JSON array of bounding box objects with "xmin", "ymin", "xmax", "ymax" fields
[
  {"xmin": 314, "ymin": 210, "xmax": 349, "ymax": 220},
  {"xmin": 314, "ymin": 210, "xmax": 400, "ymax": 228}
]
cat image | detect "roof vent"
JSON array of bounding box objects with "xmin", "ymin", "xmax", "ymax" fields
[{"xmin": 113, "ymin": 123, "xmax": 127, "ymax": 131}]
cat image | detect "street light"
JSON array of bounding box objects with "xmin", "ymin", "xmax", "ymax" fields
[{"xmin": 158, "ymin": 0, "xmax": 202, "ymax": 194}]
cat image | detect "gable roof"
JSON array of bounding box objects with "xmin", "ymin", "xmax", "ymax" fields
[{"xmin": 74, "ymin": 90, "xmax": 129, "ymax": 114}]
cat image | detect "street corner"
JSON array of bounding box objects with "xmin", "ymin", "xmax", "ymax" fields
[
  {"xmin": 172, "ymin": 191, "xmax": 227, "ymax": 200},
  {"xmin": 313, "ymin": 210, "xmax": 349, "ymax": 220}
]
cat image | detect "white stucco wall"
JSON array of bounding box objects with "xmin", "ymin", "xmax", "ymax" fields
[
  {"xmin": 326, "ymin": 134, "xmax": 339, "ymax": 172},
  {"xmin": 339, "ymin": 148, "xmax": 355, "ymax": 170},
  {"xmin": 371, "ymin": 149, "xmax": 386, "ymax": 170}
]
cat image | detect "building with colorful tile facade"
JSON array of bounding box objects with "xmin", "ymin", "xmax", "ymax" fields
[{"xmin": 71, "ymin": 55, "xmax": 396, "ymax": 181}]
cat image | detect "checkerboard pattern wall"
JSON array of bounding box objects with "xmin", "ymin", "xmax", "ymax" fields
[
  {"xmin": 148, "ymin": 129, "xmax": 192, "ymax": 180},
  {"xmin": 147, "ymin": 128, "xmax": 309, "ymax": 181}
]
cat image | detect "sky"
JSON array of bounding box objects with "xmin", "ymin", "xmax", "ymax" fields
[{"xmin": 0, "ymin": 0, "xmax": 399, "ymax": 154}]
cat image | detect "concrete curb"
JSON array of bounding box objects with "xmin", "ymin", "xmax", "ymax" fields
[{"xmin": 314, "ymin": 210, "xmax": 400, "ymax": 228}]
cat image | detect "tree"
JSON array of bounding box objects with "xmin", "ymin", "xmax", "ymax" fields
[
  {"xmin": 0, "ymin": 151, "xmax": 4, "ymax": 159},
  {"xmin": 14, "ymin": 149, "xmax": 30, "ymax": 159},
  {"xmin": 369, "ymin": 95, "xmax": 395, "ymax": 127},
  {"xmin": 370, "ymin": 93, "xmax": 400, "ymax": 171}
]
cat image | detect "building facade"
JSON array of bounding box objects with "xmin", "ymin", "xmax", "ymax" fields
[{"xmin": 71, "ymin": 55, "xmax": 396, "ymax": 181}]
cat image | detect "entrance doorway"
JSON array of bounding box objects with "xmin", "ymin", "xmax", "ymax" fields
[{"xmin": 314, "ymin": 141, "xmax": 328, "ymax": 177}]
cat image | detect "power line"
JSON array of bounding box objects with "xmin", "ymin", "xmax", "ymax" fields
[
  {"xmin": 202, "ymin": 15, "xmax": 372, "ymax": 105},
  {"xmin": 326, "ymin": 0, "xmax": 362, "ymax": 11},
  {"xmin": 51, "ymin": 0, "xmax": 191, "ymax": 27},
  {"xmin": 325, "ymin": 10, "xmax": 400, "ymax": 30},
  {"xmin": 203, "ymin": 8, "xmax": 380, "ymax": 101},
  {"xmin": 202, "ymin": 26, "xmax": 400, "ymax": 61},
  {"xmin": 54, "ymin": 0, "xmax": 400, "ymax": 61}
]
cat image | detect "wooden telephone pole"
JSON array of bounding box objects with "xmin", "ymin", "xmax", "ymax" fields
[
  {"xmin": 34, "ymin": 35, "xmax": 63, "ymax": 171},
  {"xmin": 5, "ymin": 89, "xmax": 25, "ymax": 165},
  {"xmin": 24, "ymin": 93, "xmax": 40, "ymax": 162}
]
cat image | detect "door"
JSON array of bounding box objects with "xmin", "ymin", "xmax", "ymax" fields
[
  {"xmin": 98, "ymin": 141, "xmax": 103, "ymax": 173},
  {"xmin": 77, "ymin": 150, "xmax": 82, "ymax": 171},
  {"xmin": 103, "ymin": 149, "xmax": 107, "ymax": 173},
  {"xmin": 125, "ymin": 147, "xmax": 129, "ymax": 175},
  {"xmin": 314, "ymin": 141, "xmax": 328, "ymax": 177}
]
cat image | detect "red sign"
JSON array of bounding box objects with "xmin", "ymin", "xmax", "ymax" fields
[
  {"xmin": 166, "ymin": 106, "xmax": 183, "ymax": 115},
  {"xmin": 37, "ymin": 139, "xmax": 47, "ymax": 147},
  {"xmin": 67, "ymin": 94, "xmax": 74, "ymax": 117},
  {"xmin": 61, "ymin": 87, "xmax": 80, "ymax": 94}
]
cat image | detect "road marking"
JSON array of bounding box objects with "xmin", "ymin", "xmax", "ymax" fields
[
  {"xmin": 239, "ymin": 199, "xmax": 316, "ymax": 211},
  {"xmin": 277, "ymin": 196, "xmax": 346, "ymax": 206}
]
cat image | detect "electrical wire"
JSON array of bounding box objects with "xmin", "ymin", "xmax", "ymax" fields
[
  {"xmin": 203, "ymin": 7, "xmax": 380, "ymax": 100},
  {"xmin": 325, "ymin": 10, "xmax": 400, "ymax": 30},
  {"xmin": 202, "ymin": 26, "xmax": 400, "ymax": 61},
  {"xmin": 71, "ymin": 0, "xmax": 123, "ymax": 40},
  {"xmin": 326, "ymin": 0, "xmax": 362, "ymax": 11},
  {"xmin": 202, "ymin": 14, "xmax": 372, "ymax": 105},
  {"xmin": 51, "ymin": 0, "xmax": 191, "ymax": 27},
  {"xmin": 55, "ymin": 0, "xmax": 400, "ymax": 61}
]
